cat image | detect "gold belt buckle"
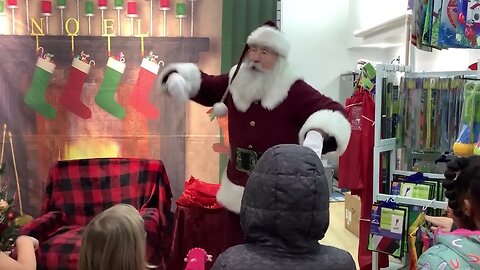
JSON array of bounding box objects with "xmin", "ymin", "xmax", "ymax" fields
[{"xmin": 235, "ymin": 148, "xmax": 258, "ymax": 173}]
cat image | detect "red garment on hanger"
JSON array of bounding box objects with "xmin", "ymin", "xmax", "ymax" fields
[
  {"xmin": 339, "ymin": 92, "xmax": 365, "ymax": 193},
  {"xmin": 339, "ymin": 90, "xmax": 389, "ymax": 269}
]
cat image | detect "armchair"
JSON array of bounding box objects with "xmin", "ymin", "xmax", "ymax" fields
[{"xmin": 20, "ymin": 158, "xmax": 172, "ymax": 270}]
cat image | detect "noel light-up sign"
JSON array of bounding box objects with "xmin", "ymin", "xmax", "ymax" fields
[{"xmin": 2, "ymin": 0, "xmax": 199, "ymax": 37}]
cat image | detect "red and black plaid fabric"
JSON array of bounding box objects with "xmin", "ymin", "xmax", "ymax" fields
[{"xmin": 20, "ymin": 158, "xmax": 172, "ymax": 270}]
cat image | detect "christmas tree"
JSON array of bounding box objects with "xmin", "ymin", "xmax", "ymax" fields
[
  {"xmin": 0, "ymin": 164, "xmax": 19, "ymax": 252},
  {"xmin": 0, "ymin": 126, "xmax": 33, "ymax": 252}
]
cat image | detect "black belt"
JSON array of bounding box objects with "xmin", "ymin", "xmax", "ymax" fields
[{"xmin": 235, "ymin": 147, "xmax": 263, "ymax": 173}]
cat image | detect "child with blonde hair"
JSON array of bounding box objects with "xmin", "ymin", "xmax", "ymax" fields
[{"xmin": 78, "ymin": 204, "xmax": 155, "ymax": 270}]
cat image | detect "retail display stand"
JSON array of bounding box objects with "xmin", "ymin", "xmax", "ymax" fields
[{"xmin": 369, "ymin": 63, "xmax": 480, "ymax": 269}]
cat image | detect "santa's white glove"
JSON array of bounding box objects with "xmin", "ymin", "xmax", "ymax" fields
[
  {"xmin": 165, "ymin": 72, "xmax": 191, "ymax": 102},
  {"xmin": 303, "ymin": 130, "xmax": 324, "ymax": 159}
]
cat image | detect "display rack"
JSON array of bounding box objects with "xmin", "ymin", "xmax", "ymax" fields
[{"xmin": 369, "ymin": 64, "xmax": 480, "ymax": 269}]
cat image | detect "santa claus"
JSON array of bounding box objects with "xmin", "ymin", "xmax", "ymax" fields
[{"xmin": 158, "ymin": 22, "xmax": 351, "ymax": 214}]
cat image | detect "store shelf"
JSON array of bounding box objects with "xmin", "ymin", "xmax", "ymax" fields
[
  {"xmin": 392, "ymin": 170, "xmax": 444, "ymax": 179},
  {"xmin": 376, "ymin": 194, "xmax": 448, "ymax": 209},
  {"xmin": 354, "ymin": 13, "xmax": 410, "ymax": 39},
  {"xmin": 375, "ymin": 138, "xmax": 396, "ymax": 149},
  {"xmin": 350, "ymin": 12, "xmax": 411, "ymax": 49}
]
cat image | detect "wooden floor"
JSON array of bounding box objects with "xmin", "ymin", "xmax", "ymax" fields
[{"xmin": 321, "ymin": 202, "xmax": 359, "ymax": 269}]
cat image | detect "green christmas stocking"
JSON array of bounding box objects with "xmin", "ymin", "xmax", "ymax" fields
[
  {"xmin": 95, "ymin": 57, "xmax": 126, "ymax": 119},
  {"xmin": 24, "ymin": 57, "xmax": 56, "ymax": 119}
]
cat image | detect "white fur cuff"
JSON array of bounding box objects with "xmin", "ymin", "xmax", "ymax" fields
[
  {"xmin": 158, "ymin": 63, "xmax": 202, "ymax": 98},
  {"xmin": 299, "ymin": 110, "xmax": 351, "ymax": 157},
  {"xmin": 216, "ymin": 174, "xmax": 244, "ymax": 214}
]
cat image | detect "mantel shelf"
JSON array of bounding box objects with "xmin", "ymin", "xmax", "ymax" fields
[{"xmin": 0, "ymin": 35, "xmax": 210, "ymax": 67}]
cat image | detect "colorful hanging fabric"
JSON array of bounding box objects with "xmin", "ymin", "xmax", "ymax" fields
[{"xmin": 408, "ymin": 212, "xmax": 426, "ymax": 269}]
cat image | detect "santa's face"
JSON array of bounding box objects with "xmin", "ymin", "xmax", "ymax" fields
[
  {"xmin": 247, "ymin": 45, "xmax": 279, "ymax": 71},
  {"xmin": 230, "ymin": 54, "xmax": 289, "ymax": 108}
]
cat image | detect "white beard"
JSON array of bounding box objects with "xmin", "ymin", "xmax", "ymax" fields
[{"xmin": 229, "ymin": 58, "xmax": 297, "ymax": 112}]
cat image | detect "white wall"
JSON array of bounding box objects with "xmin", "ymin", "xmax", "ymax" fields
[
  {"xmin": 281, "ymin": 0, "xmax": 480, "ymax": 104},
  {"xmin": 0, "ymin": 16, "xmax": 7, "ymax": 35},
  {"xmin": 281, "ymin": 0, "xmax": 408, "ymax": 102},
  {"xmin": 354, "ymin": 0, "xmax": 408, "ymax": 30},
  {"xmin": 413, "ymin": 48, "xmax": 480, "ymax": 72},
  {"xmin": 281, "ymin": 0, "xmax": 350, "ymax": 101}
]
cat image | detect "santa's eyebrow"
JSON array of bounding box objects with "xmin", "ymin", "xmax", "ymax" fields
[{"xmin": 249, "ymin": 44, "xmax": 274, "ymax": 52}]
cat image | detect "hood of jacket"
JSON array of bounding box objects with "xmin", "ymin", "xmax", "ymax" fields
[
  {"xmin": 418, "ymin": 229, "xmax": 480, "ymax": 269},
  {"xmin": 240, "ymin": 144, "xmax": 330, "ymax": 254}
]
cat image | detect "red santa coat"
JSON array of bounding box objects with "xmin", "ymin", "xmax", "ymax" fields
[{"xmin": 159, "ymin": 63, "xmax": 351, "ymax": 213}]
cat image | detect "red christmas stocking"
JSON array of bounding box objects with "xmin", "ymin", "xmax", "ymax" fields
[
  {"xmin": 60, "ymin": 58, "xmax": 92, "ymax": 119},
  {"xmin": 129, "ymin": 58, "xmax": 160, "ymax": 119}
]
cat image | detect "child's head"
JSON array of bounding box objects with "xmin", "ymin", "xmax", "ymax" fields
[
  {"xmin": 78, "ymin": 204, "xmax": 148, "ymax": 270},
  {"xmin": 443, "ymin": 156, "xmax": 480, "ymax": 230}
]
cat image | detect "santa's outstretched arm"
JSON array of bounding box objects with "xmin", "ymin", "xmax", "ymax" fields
[
  {"xmin": 157, "ymin": 63, "xmax": 230, "ymax": 107},
  {"xmin": 294, "ymin": 81, "xmax": 351, "ymax": 159}
]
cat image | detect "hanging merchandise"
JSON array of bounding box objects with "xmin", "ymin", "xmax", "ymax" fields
[
  {"xmin": 390, "ymin": 172, "xmax": 437, "ymax": 200},
  {"xmin": 407, "ymin": 213, "xmax": 433, "ymax": 269},
  {"xmin": 409, "ymin": 225, "xmax": 435, "ymax": 268},
  {"xmin": 60, "ymin": 51, "xmax": 95, "ymax": 120},
  {"xmin": 24, "ymin": 48, "xmax": 57, "ymax": 120},
  {"xmin": 359, "ymin": 63, "xmax": 376, "ymax": 92},
  {"xmin": 339, "ymin": 63, "xmax": 376, "ymax": 192},
  {"xmin": 339, "ymin": 91, "xmax": 368, "ymax": 192},
  {"xmin": 420, "ymin": 0, "xmax": 442, "ymax": 49},
  {"xmin": 414, "ymin": 0, "xmax": 442, "ymax": 49},
  {"xmin": 95, "ymin": 52, "xmax": 127, "ymax": 119},
  {"xmin": 399, "ymin": 76, "xmax": 464, "ymax": 154},
  {"xmin": 456, "ymin": 0, "xmax": 480, "ymax": 48},
  {"xmin": 128, "ymin": 51, "xmax": 163, "ymax": 119},
  {"xmin": 338, "ymin": 91, "xmax": 373, "ymax": 194},
  {"xmin": 371, "ymin": 64, "xmax": 459, "ymax": 269},
  {"xmin": 453, "ymin": 80, "xmax": 480, "ymax": 157},
  {"xmin": 413, "ymin": 0, "xmax": 480, "ymax": 49},
  {"xmin": 475, "ymin": 138, "xmax": 480, "ymax": 155},
  {"xmin": 368, "ymin": 199, "xmax": 408, "ymax": 258},
  {"xmin": 380, "ymin": 74, "xmax": 400, "ymax": 139},
  {"xmin": 430, "ymin": 0, "xmax": 443, "ymax": 48},
  {"xmin": 339, "ymin": 63, "xmax": 389, "ymax": 269},
  {"xmin": 421, "ymin": 0, "xmax": 433, "ymax": 48},
  {"xmin": 379, "ymin": 171, "xmax": 445, "ymax": 266},
  {"xmin": 412, "ymin": 0, "xmax": 433, "ymax": 51},
  {"xmin": 437, "ymin": 0, "xmax": 479, "ymax": 48}
]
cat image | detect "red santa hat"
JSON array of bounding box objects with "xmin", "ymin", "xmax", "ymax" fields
[
  {"xmin": 246, "ymin": 21, "xmax": 290, "ymax": 58},
  {"xmin": 212, "ymin": 21, "xmax": 289, "ymax": 117}
]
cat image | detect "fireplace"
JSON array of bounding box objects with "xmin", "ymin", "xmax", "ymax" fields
[{"xmin": 0, "ymin": 35, "xmax": 209, "ymax": 216}]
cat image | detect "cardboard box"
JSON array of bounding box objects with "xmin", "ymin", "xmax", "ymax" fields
[{"xmin": 344, "ymin": 192, "xmax": 360, "ymax": 238}]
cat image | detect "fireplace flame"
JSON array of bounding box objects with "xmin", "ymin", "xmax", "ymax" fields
[{"xmin": 62, "ymin": 139, "xmax": 120, "ymax": 160}]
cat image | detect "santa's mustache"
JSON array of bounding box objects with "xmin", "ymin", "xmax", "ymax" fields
[{"xmin": 245, "ymin": 62, "xmax": 265, "ymax": 72}]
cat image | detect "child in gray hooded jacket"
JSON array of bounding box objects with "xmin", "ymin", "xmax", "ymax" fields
[{"xmin": 212, "ymin": 144, "xmax": 356, "ymax": 270}]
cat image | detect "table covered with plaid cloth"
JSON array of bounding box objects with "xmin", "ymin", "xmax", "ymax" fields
[{"xmin": 20, "ymin": 158, "xmax": 172, "ymax": 270}]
